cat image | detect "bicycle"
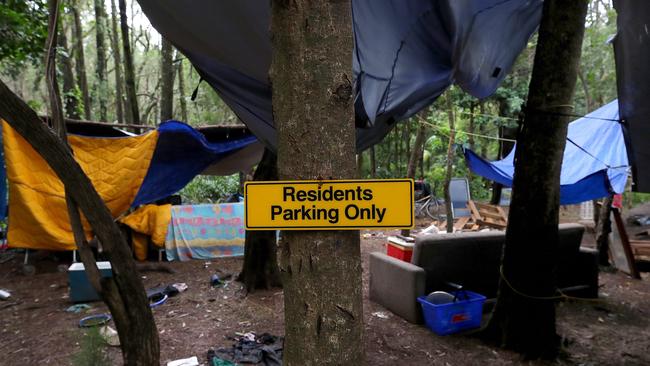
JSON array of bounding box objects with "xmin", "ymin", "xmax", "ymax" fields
[{"xmin": 414, "ymin": 194, "xmax": 443, "ymax": 220}]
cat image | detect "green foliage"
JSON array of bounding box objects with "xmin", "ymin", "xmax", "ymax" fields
[
  {"xmin": 0, "ymin": 0, "xmax": 49, "ymax": 70},
  {"xmin": 71, "ymin": 327, "xmax": 111, "ymax": 366},
  {"xmin": 179, "ymin": 174, "xmax": 239, "ymax": 204}
]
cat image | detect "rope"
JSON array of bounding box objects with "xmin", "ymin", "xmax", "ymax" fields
[
  {"xmin": 499, "ymin": 266, "xmax": 604, "ymax": 303},
  {"xmin": 416, "ymin": 114, "xmax": 517, "ymax": 143}
]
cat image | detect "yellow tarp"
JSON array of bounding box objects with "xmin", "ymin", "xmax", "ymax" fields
[
  {"xmin": 3, "ymin": 121, "xmax": 158, "ymax": 250},
  {"xmin": 119, "ymin": 204, "xmax": 171, "ymax": 260}
]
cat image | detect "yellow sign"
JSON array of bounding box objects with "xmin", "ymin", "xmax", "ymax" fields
[{"xmin": 244, "ymin": 179, "xmax": 414, "ymax": 230}]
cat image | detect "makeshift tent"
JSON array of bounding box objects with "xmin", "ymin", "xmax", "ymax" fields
[
  {"xmin": 463, "ymin": 100, "xmax": 629, "ymax": 204},
  {"xmin": 137, "ymin": 0, "xmax": 541, "ymax": 151},
  {"xmin": 2, "ymin": 120, "xmax": 258, "ymax": 251}
]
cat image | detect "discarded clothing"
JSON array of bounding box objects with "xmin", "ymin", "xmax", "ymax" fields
[
  {"xmin": 165, "ymin": 204, "xmax": 245, "ymax": 261},
  {"xmin": 208, "ymin": 333, "xmax": 283, "ymax": 366}
]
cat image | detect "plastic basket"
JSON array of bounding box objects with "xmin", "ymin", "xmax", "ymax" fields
[{"xmin": 417, "ymin": 290, "xmax": 486, "ymax": 336}]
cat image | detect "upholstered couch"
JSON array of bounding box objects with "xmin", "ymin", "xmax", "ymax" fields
[{"xmin": 369, "ymin": 223, "xmax": 599, "ymax": 323}]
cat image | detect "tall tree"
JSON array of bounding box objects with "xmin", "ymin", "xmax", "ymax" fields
[
  {"xmin": 119, "ymin": 0, "xmax": 139, "ymax": 125},
  {"xmin": 485, "ymin": 0, "xmax": 589, "ymax": 358},
  {"xmin": 93, "ymin": 0, "xmax": 108, "ymax": 121},
  {"xmin": 238, "ymin": 149, "xmax": 282, "ymax": 292},
  {"xmin": 58, "ymin": 26, "xmax": 79, "ymax": 119},
  {"xmin": 443, "ymin": 93, "xmax": 456, "ymax": 233},
  {"xmin": 401, "ymin": 110, "xmax": 428, "ymax": 236},
  {"xmin": 159, "ymin": 37, "xmax": 174, "ymax": 121},
  {"xmin": 69, "ymin": 2, "xmax": 91, "ymax": 120},
  {"xmin": 176, "ymin": 57, "xmax": 188, "ymax": 122},
  {"xmin": 109, "ymin": 0, "xmax": 124, "ymax": 122},
  {"xmin": 270, "ymin": 1, "xmax": 363, "ymax": 364}
]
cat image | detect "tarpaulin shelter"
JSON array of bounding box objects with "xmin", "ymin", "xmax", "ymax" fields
[
  {"xmin": 2, "ymin": 120, "xmax": 259, "ymax": 250},
  {"xmin": 136, "ymin": 0, "xmax": 542, "ymax": 151},
  {"xmin": 463, "ymin": 101, "xmax": 630, "ymax": 204}
]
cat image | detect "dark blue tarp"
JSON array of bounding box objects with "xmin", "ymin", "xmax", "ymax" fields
[
  {"xmin": 137, "ymin": 0, "xmax": 542, "ymax": 151},
  {"xmin": 132, "ymin": 121, "xmax": 258, "ymax": 206},
  {"xmin": 463, "ymin": 101, "xmax": 630, "ymax": 204}
]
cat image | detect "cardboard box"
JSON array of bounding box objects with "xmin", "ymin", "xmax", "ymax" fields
[
  {"xmin": 68, "ymin": 261, "xmax": 113, "ymax": 303},
  {"xmin": 386, "ymin": 236, "xmax": 414, "ymax": 262}
]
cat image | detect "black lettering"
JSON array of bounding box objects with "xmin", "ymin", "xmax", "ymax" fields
[
  {"xmin": 345, "ymin": 204, "xmax": 359, "ymax": 220},
  {"xmin": 328, "ymin": 208, "xmax": 339, "ymax": 224},
  {"xmin": 344, "ymin": 189, "xmax": 355, "ymax": 201},
  {"xmin": 356, "ymin": 186, "xmax": 363, "ymax": 200},
  {"xmin": 334, "ymin": 190, "xmax": 344, "ymax": 201},
  {"xmin": 307, "ymin": 190, "xmax": 317, "ymax": 201},
  {"xmin": 323, "ymin": 186, "xmax": 333, "ymax": 201},
  {"xmin": 363, "ymin": 189, "xmax": 373, "ymax": 200},
  {"xmin": 296, "ymin": 190, "xmax": 307, "ymax": 201},
  {"xmin": 271, "ymin": 205, "xmax": 282, "ymax": 220},
  {"xmin": 283, "ymin": 187, "xmax": 295, "ymax": 201}
]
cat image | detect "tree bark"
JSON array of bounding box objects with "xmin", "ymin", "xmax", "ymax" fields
[
  {"xmin": 119, "ymin": 0, "xmax": 140, "ymax": 125},
  {"xmin": 369, "ymin": 145, "xmax": 376, "ymax": 178},
  {"xmin": 109, "ymin": 0, "xmax": 125, "ymax": 123},
  {"xmin": 270, "ymin": 1, "xmax": 363, "ymax": 364},
  {"xmin": 443, "ymin": 93, "xmax": 456, "ymax": 233},
  {"xmin": 177, "ymin": 57, "xmax": 188, "ymax": 122},
  {"xmin": 70, "ymin": 2, "xmax": 91, "ymax": 120},
  {"xmin": 485, "ymin": 0, "xmax": 588, "ymax": 358},
  {"xmin": 238, "ymin": 149, "xmax": 282, "ymax": 292},
  {"xmin": 160, "ymin": 38, "xmax": 174, "ymax": 121},
  {"xmin": 401, "ymin": 111, "xmax": 428, "ymax": 236},
  {"xmin": 93, "ymin": 0, "xmax": 108, "ymax": 121},
  {"xmin": 58, "ymin": 27, "xmax": 79, "ymax": 119}
]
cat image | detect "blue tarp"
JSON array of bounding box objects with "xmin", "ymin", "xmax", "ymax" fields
[
  {"xmin": 137, "ymin": 0, "xmax": 542, "ymax": 151},
  {"xmin": 464, "ymin": 100, "xmax": 630, "ymax": 204},
  {"xmin": 132, "ymin": 121, "xmax": 258, "ymax": 206}
]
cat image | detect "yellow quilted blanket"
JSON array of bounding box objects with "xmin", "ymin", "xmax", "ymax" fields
[{"xmin": 3, "ymin": 121, "xmax": 158, "ymax": 250}]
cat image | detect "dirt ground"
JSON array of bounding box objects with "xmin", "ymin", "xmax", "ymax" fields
[{"xmin": 1, "ymin": 214, "xmax": 650, "ymax": 365}]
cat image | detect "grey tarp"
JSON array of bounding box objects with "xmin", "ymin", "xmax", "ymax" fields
[
  {"xmin": 137, "ymin": 0, "xmax": 541, "ymax": 151},
  {"xmin": 613, "ymin": 0, "xmax": 650, "ymax": 192}
]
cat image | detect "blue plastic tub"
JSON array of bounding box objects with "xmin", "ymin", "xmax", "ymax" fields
[{"xmin": 417, "ymin": 290, "xmax": 486, "ymax": 336}]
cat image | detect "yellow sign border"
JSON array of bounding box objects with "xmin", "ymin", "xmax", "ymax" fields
[{"xmin": 244, "ymin": 179, "xmax": 414, "ymax": 230}]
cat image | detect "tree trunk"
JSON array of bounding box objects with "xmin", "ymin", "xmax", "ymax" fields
[
  {"xmin": 160, "ymin": 38, "xmax": 174, "ymax": 121},
  {"xmin": 119, "ymin": 0, "xmax": 140, "ymax": 125},
  {"xmin": 595, "ymin": 195, "xmax": 613, "ymax": 266},
  {"xmin": 177, "ymin": 57, "xmax": 188, "ymax": 122},
  {"xmin": 238, "ymin": 149, "xmax": 282, "ymax": 292},
  {"xmin": 485, "ymin": 0, "xmax": 588, "ymax": 358},
  {"xmin": 356, "ymin": 150, "xmax": 364, "ymax": 178},
  {"xmin": 109, "ymin": 0, "xmax": 125, "ymax": 123},
  {"xmin": 70, "ymin": 3, "xmax": 91, "ymax": 120},
  {"xmin": 58, "ymin": 28, "xmax": 79, "ymax": 119},
  {"xmin": 93, "ymin": 0, "xmax": 108, "ymax": 121},
  {"xmin": 401, "ymin": 111, "xmax": 428, "ymax": 236},
  {"xmin": 443, "ymin": 93, "xmax": 456, "ymax": 233},
  {"xmin": 270, "ymin": 1, "xmax": 363, "ymax": 364},
  {"xmin": 370, "ymin": 145, "xmax": 376, "ymax": 178}
]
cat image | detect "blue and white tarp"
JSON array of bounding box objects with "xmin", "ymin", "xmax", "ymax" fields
[{"xmin": 464, "ymin": 100, "xmax": 630, "ymax": 204}]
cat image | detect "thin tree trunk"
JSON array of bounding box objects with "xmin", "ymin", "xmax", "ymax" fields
[
  {"xmin": 160, "ymin": 38, "xmax": 174, "ymax": 121},
  {"xmin": 370, "ymin": 145, "xmax": 376, "ymax": 178},
  {"xmin": 468, "ymin": 103, "xmax": 476, "ymax": 152},
  {"xmin": 578, "ymin": 65, "xmax": 592, "ymax": 113},
  {"xmin": 93, "ymin": 0, "xmax": 108, "ymax": 121},
  {"xmin": 109, "ymin": 0, "xmax": 125, "ymax": 123},
  {"xmin": 443, "ymin": 93, "xmax": 456, "ymax": 233},
  {"xmin": 59, "ymin": 27, "xmax": 79, "ymax": 119},
  {"xmin": 238, "ymin": 149, "xmax": 282, "ymax": 292},
  {"xmin": 485, "ymin": 0, "xmax": 588, "ymax": 358},
  {"xmin": 177, "ymin": 57, "xmax": 188, "ymax": 122},
  {"xmin": 401, "ymin": 111, "xmax": 428, "ymax": 236},
  {"xmin": 357, "ymin": 151, "xmax": 364, "ymax": 178},
  {"xmin": 70, "ymin": 3, "xmax": 91, "ymax": 120},
  {"xmin": 271, "ymin": 1, "xmax": 363, "ymax": 364},
  {"xmin": 119, "ymin": 0, "xmax": 140, "ymax": 125}
]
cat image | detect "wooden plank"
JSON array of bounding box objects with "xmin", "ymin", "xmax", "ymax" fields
[
  {"xmin": 610, "ymin": 209, "xmax": 641, "ymax": 279},
  {"xmin": 454, "ymin": 216, "xmax": 470, "ymax": 231}
]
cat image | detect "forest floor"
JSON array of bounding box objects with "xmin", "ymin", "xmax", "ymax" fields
[{"xmin": 1, "ymin": 210, "xmax": 650, "ymax": 365}]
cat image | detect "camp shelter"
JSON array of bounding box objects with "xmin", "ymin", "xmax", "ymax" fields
[
  {"xmin": 137, "ymin": 0, "xmax": 542, "ymax": 151},
  {"xmin": 1, "ymin": 119, "xmax": 260, "ymax": 251},
  {"xmin": 463, "ymin": 100, "xmax": 629, "ymax": 205}
]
